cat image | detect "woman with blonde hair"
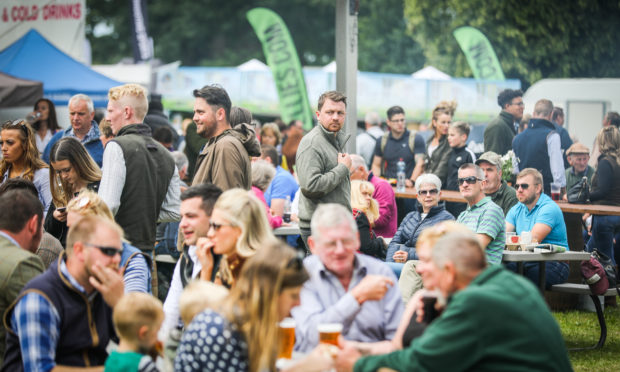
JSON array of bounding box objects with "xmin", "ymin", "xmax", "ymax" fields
[
  {"xmin": 351, "ymin": 180, "xmax": 386, "ymax": 259},
  {"xmin": 66, "ymin": 190, "xmax": 152, "ymax": 293},
  {"xmin": 261, "ymin": 122, "xmax": 290, "ymax": 170},
  {"xmin": 175, "ymin": 240, "xmax": 334, "ymax": 372},
  {"xmin": 196, "ymin": 188, "xmax": 277, "ymax": 288},
  {"xmin": 587, "ymin": 126, "xmax": 620, "ymax": 271},
  {"xmin": 0, "ymin": 119, "xmax": 51, "ymax": 211},
  {"xmin": 45, "ymin": 137, "xmax": 102, "ymax": 245},
  {"xmin": 425, "ymin": 101, "xmax": 457, "ymax": 185}
]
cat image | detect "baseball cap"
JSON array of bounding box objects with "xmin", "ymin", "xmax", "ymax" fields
[
  {"xmin": 475, "ymin": 151, "xmax": 501, "ymax": 167},
  {"xmin": 566, "ymin": 142, "xmax": 590, "ymax": 155}
]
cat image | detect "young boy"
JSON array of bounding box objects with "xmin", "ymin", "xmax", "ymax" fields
[
  {"xmin": 105, "ymin": 293, "xmax": 164, "ymax": 372},
  {"xmin": 163, "ymin": 280, "xmax": 229, "ymax": 370},
  {"xmin": 446, "ymin": 121, "xmax": 476, "ymax": 217}
]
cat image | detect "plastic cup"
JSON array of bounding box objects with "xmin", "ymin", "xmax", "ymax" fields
[
  {"xmin": 550, "ymin": 183, "xmax": 561, "ymax": 201},
  {"xmin": 318, "ymin": 323, "xmax": 342, "ymax": 346},
  {"xmin": 278, "ymin": 318, "xmax": 296, "ymax": 359}
]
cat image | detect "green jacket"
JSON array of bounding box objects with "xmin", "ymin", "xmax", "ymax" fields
[
  {"xmin": 487, "ymin": 180, "xmax": 518, "ymax": 216},
  {"xmin": 296, "ymin": 124, "xmax": 351, "ymax": 229},
  {"xmin": 565, "ymin": 165, "xmax": 595, "ymax": 191},
  {"xmin": 484, "ymin": 110, "xmax": 517, "ymax": 156},
  {"xmin": 0, "ymin": 234, "xmax": 45, "ymax": 364},
  {"xmin": 425, "ymin": 135, "xmax": 451, "ymax": 186},
  {"xmin": 355, "ymin": 266, "xmax": 572, "ymax": 372}
]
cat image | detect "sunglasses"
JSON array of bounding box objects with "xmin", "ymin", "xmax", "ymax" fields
[
  {"xmin": 84, "ymin": 243, "xmax": 122, "ymax": 257},
  {"xmin": 457, "ymin": 176, "xmax": 481, "ymax": 185},
  {"xmin": 418, "ymin": 189, "xmax": 438, "ymax": 196},
  {"xmin": 2, "ymin": 120, "xmax": 29, "ymax": 137},
  {"xmin": 514, "ymin": 183, "xmax": 530, "ymax": 190},
  {"xmin": 209, "ymin": 221, "xmax": 232, "ymax": 231}
]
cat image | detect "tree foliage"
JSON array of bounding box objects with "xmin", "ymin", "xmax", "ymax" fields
[
  {"xmin": 86, "ymin": 0, "xmax": 423, "ymax": 74},
  {"xmin": 404, "ymin": 0, "xmax": 620, "ymax": 88}
]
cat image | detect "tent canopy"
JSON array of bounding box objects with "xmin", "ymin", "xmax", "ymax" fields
[
  {"xmin": 0, "ymin": 29, "xmax": 121, "ymax": 107},
  {"xmin": 412, "ymin": 66, "xmax": 451, "ymax": 81},
  {"xmin": 0, "ymin": 72, "xmax": 43, "ymax": 108}
]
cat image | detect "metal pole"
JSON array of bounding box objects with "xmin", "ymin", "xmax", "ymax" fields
[{"xmin": 335, "ymin": 0, "xmax": 358, "ymax": 155}]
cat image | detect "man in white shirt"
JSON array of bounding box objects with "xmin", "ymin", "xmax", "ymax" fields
[
  {"xmin": 99, "ymin": 84, "xmax": 181, "ymax": 255},
  {"xmin": 160, "ymin": 183, "xmax": 222, "ymax": 339}
]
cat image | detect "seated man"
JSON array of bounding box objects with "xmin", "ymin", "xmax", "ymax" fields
[
  {"xmin": 291, "ymin": 204, "xmax": 403, "ymax": 352},
  {"xmin": 3, "ymin": 216, "xmax": 124, "ymax": 371},
  {"xmin": 475, "ymin": 151, "xmax": 518, "ymax": 215},
  {"xmin": 456, "ymin": 163, "xmax": 505, "ymax": 265},
  {"xmin": 349, "ymin": 154, "xmax": 397, "ymax": 238},
  {"xmin": 506, "ymin": 168, "xmax": 570, "ymax": 288},
  {"xmin": 161, "ymin": 183, "xmax": 222, "ymax": 339},
  {"xmin": 336, "ymin": 230, "xmax": 572, "ymax": 372}
]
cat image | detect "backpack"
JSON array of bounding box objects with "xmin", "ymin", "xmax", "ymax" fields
[{"xmin": 380, "ymin": 130, "xmax": 417, "ymax": 175}]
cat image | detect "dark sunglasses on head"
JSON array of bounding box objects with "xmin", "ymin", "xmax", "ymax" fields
[
  {"xmin": 2, "ymin": 120, "xmax": 29, "ymax": 137},
  {"xmin": 514, "ymin": 183, "xmax": 530, "ymax": 190},
  {"xmin": 84, "ymin": 243, "xmax": 122, "ymax": 257},
  {"xmin": 286, "ymin": 253, "xmax": 304, "ymax": 271},
  {"xmin": 457, "ymin": 176, "xmax": 480, "ymax": 186},
  {"xmin": 418, "ymin": 189, "xmax": 439, "ymax": 196}
]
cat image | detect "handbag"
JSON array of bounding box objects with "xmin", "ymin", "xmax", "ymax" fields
[
  {"xmin": 581, "ymin": 249, "xmax": 619, "ymax": 296},
  {"xmin": 567, "ymin": 176, "xmax": 589, "ymax": 203}
]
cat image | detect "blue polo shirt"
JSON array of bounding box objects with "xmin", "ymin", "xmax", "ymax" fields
[
  {"xmin": 265, "ymin": 166, "xmax": 299, "ymax": 206},
  {"xmin": 506, "ymin": 193, "xmax": 568, "ymax": 248}
]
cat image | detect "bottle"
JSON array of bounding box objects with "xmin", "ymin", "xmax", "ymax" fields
[
  {"xmin": 396, "ymin": 158, "xmax": 406, "ymax": 192},
  {"xmin": 283, "ymin": 195, "xmax": 291, "ymax": 223},
  {"xmin": 25, "ymin": 112, "xmax": 41, "ymax": 124}
]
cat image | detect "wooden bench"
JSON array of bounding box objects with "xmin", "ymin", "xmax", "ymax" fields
[{"xmin": 550, "ymin": 283, "xmax": 619, "ymax": 350}]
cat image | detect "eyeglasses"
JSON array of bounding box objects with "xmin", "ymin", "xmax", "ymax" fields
[
  {"xmin": 209, "ymin": 221, "xmax": 233, "ymax": 232},
  {"xmin": 84, "ymin": 243, "xmax": 122, "ymax": 257},
  {"xmin": 514, "ymin": 183, "xmax": 530, "ymax": 190},
  {"xmin": 2, "ymin": 120, "xmax": 29, "ymax": 137},
  {"xmin": 418, "ymin": 189, "xmax": 438, "ymax": 196},
  {"xmin": 457, "ymin": 176, "xmax": 481, "ymax": 185},
  {"xmin": 510, "ymin": 101, "xmax": 524, "ymax": 107}
]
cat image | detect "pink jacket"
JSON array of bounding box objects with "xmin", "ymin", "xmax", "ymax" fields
[
  {"xmin": 370, "ymin": 173, "xmax": 397, "ymax": 238},
  {"xmin": 252, "ymin": 186, "xmax": 283, "ymax": 229}
]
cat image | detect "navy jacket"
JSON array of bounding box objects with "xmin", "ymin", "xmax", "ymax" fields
[{"xmin": 386, "ymin": 202, "xmax": 454, "ymax": 262}]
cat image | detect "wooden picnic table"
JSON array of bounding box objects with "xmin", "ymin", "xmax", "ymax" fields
[{"xmin": 393, "ymin": 187, "xmax": 620, "ymax": 216}]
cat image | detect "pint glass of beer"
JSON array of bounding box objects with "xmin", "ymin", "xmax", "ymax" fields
[
  {"xmin": 278, "ymin": 318, "xmax": 296, "ymax": 359},
  {"xmin": 317, "ymin": 323, "xmax": 343, "ymax": 346}
]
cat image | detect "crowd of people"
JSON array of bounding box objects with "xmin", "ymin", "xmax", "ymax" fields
[{"xmin": 0, "ymin": 82, "xmax": 618, "ymax": 371}]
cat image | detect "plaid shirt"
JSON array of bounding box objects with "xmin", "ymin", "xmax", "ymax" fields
[{"xmin": 9, "ymin": 261, "xmax": 93, "ymax": 372}]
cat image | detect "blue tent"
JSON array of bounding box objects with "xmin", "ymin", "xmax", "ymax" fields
[{"xmin": 0, "ymin": 29, "xmax": 120, "ymax": 107}]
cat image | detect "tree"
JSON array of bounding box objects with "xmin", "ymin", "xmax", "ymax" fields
[
  {"xmin": 404, "ymin": 0, "xmax": 620, "ymax": 88},
  {"xmin": 86, "ymin": 0, "xmax": 424, "ymax": 74}
]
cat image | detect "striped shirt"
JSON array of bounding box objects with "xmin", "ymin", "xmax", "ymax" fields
[{"xmin": 457, "ymin": 196, "xmax": 506, "ymax": 265}]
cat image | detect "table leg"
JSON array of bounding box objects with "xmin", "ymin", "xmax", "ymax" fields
[{"xmin": 538, "ymin": 262, "xmax": 546, "ymax": 292}]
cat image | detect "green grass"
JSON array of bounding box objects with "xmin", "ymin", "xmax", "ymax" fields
[{"xmin": 553, "ymin": 305, "xmax": 620, "ymax": 372}]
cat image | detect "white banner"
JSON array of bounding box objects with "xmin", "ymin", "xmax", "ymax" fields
[{"xmin": 0, "ymin": 0, "xmax": 86, "ymax": 62}]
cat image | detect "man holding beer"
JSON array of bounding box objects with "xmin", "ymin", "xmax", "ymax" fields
[
  {"xmin": 336, "ymin": 230, "xmax": 571, "ymax": 371},
  {"xmin": 291, "ymin": 204, "xmax": 403, "ymax": 352}
]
